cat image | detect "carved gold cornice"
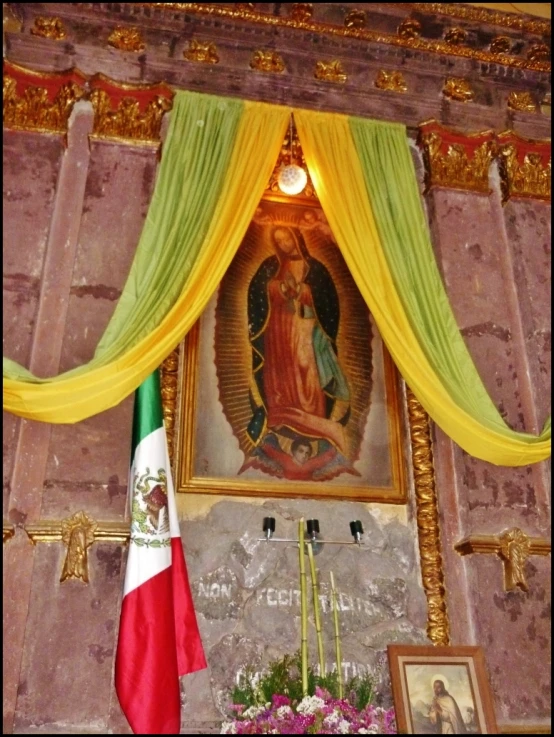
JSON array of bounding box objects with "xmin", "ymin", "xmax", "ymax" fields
[
  {"xmin": 250, "ymin": 50, "xmax": 285, "ymax": 74},
  {"xmin": 455, "ymin": 528, "xmax": 551, "ymax": 593},
  {"xmin": 375, "ymin": 70, "xmax": 408, "ymax": 93},
  {"xmin": 89, "ymin": 74, "xmax": 173, "ymax": 144},
  {"xmin": 3, "ymin": 521, "xmax": 15, "ymax": 543},
  {"xmin": 183, "ymin": 39, "xmax": 219, "ymax": 64},
  {"xmin": 497, "ymin": 132, "xmax": 551, "ymax": 202},
  {"xmin": 107, "ymin": 26, "xmax": 146, "ymax": 52},
  {"xmin": 407, "ymin": 387, "xmax": 450, "ymax": 647},
  {"xmin": 30, "ymin": 16, "xmax": 66, "ymax": 40},
  {"xmin": 418, "ymin": 120, "xmax": 496, "ymax": 195},
  {"xmin": 161, "ymin": 347, "xmax": 180, "ymax": 468},
  {"xmin": 507, "ymin": 91, "xmax": 537, "ymax": 113},
  {"xmin": 3, "ymin": 61, "xmax": 86, "ymax": 134},
  {"xmin": 443, "ymin": 77, "xmax": 474, "ymax": 102},
  {"xmin": 314, "ymin": 60, "xmax": 347, "ymax": 84},
  {"xmin": 136, "ymin": 4, "xmax": 550, "ymax": 72},
  {"xmin": 25, "ymin": 512, "xmax": 130, "ymax": 584}
]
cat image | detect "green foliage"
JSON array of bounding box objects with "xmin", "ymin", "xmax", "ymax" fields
[{"xmin": 231, "ymin": 651, "xmax": 377, "ymax": 708}]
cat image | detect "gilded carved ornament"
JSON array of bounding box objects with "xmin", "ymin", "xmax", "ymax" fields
[
  {"xmin": 265, "ymin": 116, "xmax": 318, "ymax": 202},
  {"xmin": 344, "ymin": 10, "xmax": 367, "ymax": 30},
  {"xmin": 417, "ymin": 121, "xmax": 495, "ymax": 195},
  {"xmin": 107, "ymin": 26, "xmax": 146, "ymax": 52},
  {"xmin": 375, "ymin": 70, "xmax": 408, "ymax": 93},
  {"xmin": 489, "ymin": 35, "xmax": 512, "ymax": 55},
  {"xmin": 30, "ymin": 17, "xmax": 66, "ymax": 41},
  {"xmin": 183, "ymin": 39, "xmax": 219, "ymax": 64},
  {"xmin": 3, "ymin": 62, "xmax": 86, "ymax": 134},
  {"xmin": 507, "ymin": 91, "xmax": 537, "ymax": 113},
  {"xmin": 526, "ymin": 43, "xmax": 550, "ymax": 63},
  {"xmin": 443, "ymin": 27, "xmax": 467, "ymax": 45},
  {"xmin": 442, "ymin": 77, "xmax": 474, "ymax": 102},
  {"xmin": 3, "ymin": 521, "xmax": 15, "ymax": 543},
  {"xmin": 314, "ymin": 60, "xmax": 347, "ymax": 84},
  {"xmin": 289, "ymin": 4, "xmax": 314, "ymax": 23},
  {"xmin": 397, "ymin": 19, "xmax": 421, "ymax": 39},
  {"xmin": 137, "ymin": 4, "xmax": 550, "ymax": 72},
  {"xmin": 406, "ymin": 388, "xmax": 450, "ymax": 646},
  {"xmin": 250, "ymin": 50, "xmax": 285, "ymax": 74},
  {"xmin": 161, "ymin": 348, "xmax": 181, "ymax": 468},
  {"xmin": 497, "ymin": 132, "xmax": 551, "ymax": 203},
  {"xmin": 88, "ymin": 75, "xmax": 174, "ymax": 144},
  {"xmin": 454, "ymin": 527, "xmax": 551, "ymax": 593},
  {"xmin": 25, "ymin": 512, "xmax": 130, "ymax": 585}
]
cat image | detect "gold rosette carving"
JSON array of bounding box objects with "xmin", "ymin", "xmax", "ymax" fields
[
  {"xmin": 443, "ymin": 27, "xmax": 467, "ymax": 45},
  {"xmin": 107, "ymin": 26, "xmax": 146, "ymax": 52},
  {"xmin": 290, "ymin": 4, "xmax": 313, "ymax": 22},
  {"xmin": 407, "ymin": 387, "xmax": 450, "ymax": 646},
  {"xmin": 314, "ymin": 60, "xmax": 347, "ymax": 84},
  {"xmin": 30, "ymin": 17, "xmax": 66, "ymax": 40},
  {"xmin": 507, "ymin": 91, "xmax": 536, "ymax": 113},
  {"xmin": 345, "ymin": 10, "xmax": 366, "ymax": 30},
  {"xmin": 183, "ymin": 39, "xmax": 219, "ymax": 64},
  {"xmin": 250, "ymin": 50, "xmax": 285, "ymax": 73},
  {"xmin": 443, "ymin": 77, "xmax": 474, "ymax": 102},
  {"xmin": 375, "ymin": 70, "xmax": 407, "ymax": 93}
]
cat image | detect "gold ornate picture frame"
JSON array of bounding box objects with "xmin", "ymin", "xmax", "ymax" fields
[
  {"xmin": 388, "ymin": 645, "xmax": 499, "ymax": 734},
  {"xmin": 173, "ymin": 197, "xmax": 408, "ymax": 503}
]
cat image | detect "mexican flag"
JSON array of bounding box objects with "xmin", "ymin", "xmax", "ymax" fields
[{"xmin": 115, "ymin": 370, "xmax": 207, "ymax": 734}]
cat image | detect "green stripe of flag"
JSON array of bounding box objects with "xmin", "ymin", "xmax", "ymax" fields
[{"xmin": 131, "ymin": 370, "xmax": 164, "ymax": 458}]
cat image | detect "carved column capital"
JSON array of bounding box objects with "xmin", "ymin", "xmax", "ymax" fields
[
  {"xmin": 417, "ymin": 120, "xmax": 496, "ymax": 195},
  {"xmin": 88, "ymin": 74, "xmax": 174, "ymax": 145},
  {"xmin": 3, "ymin": 60, "xmax": 86, "ymax": 134},
  {"xmin": 497, "ymin": 132, "xmax": 551, "ymax": 203}
]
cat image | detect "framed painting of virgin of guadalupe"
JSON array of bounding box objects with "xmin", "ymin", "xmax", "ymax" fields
[{"xmin": 174, "ymin": 197, "xmax": 408, "ymax": 502}]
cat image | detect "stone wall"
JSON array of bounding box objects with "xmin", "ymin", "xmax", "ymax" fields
[{"xmin": 3, "ymin": 2, "xmax": 551, "ymax": 734}]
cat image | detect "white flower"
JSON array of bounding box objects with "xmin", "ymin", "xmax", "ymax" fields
[
  {"xmin": 242, "ymin": 705, "xmax": 266, "ymax": 719},
  {"xmin": 220, "ymin": 722, "xmax": 237, "ymax": 734},
  {"xmin": 297, "ymin": 695, "xmax": 326, "ymax": 715},
  {"xmin": 358, "ymin": 726, "xmax": 379, "ymax": 734},
  {"xmin": 277, "ymin": 705, "xmax": 293, "ymax": 718},
  {"xmin": 338, "ymin": 719, "xmax": 351, "ymax": 733},
  {"xmin": 324, "ymin": 709, "xmax": 341, "ymax": 726}
]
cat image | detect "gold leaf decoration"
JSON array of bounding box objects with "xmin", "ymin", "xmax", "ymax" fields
[
  {"xmin": 375, "ymin": 70, "xmax": 407, "ymax": 93},
  {"xmin": 161, "ymin": 348, "xmax": 181, "ymax": 468},
  {"xmin": 183, "ymin": 39, "xmax": 219, "ymax": 64},
  {"xmin": 498, "ymin": 133, "xmax": 551, "ymax": 203},
  {"xmin": 314, "ymin": 60, "xmax": 347, "ymax": 84},
  {"xmin": 499, "ymin": 528, "xmax": 532, "ymax": 592},
  {"xmin": 30, "ymin": 17, "xmax": 66, "ymax": 40},
  {"xmin": 443, "ymin": 77, "xmax": 474, "ymax": 102},
  {"xmin": 60, "ymin": 512, "xmax": 97, "ymax": 584},
  {"xmin": 490, "ymin": 35, "xmax": 512, "ymax": 54},
  {"xmin": 397, "ymin": 18, "xmax": 422, "ymax": 39},
  {"xmin": 107, "ymin": 26, "xmax": 146, "ymax": 52},
  {"xmin": 89, "ymin": 88, "xmax": 173, "ymax": 144},
  {"xmin": 507, "ymin": 91, "xmax": 536, "ymax": 113},
  {"xmin": 345, "ymin": 10, "xmax": 366, "ymax": 30},
  {"xmin": 527, "ymin": 43, "xmax": 550, "ymax": 62},
  {"xmin": 250, "ymin": 50, "xmax": 285, "ymax": 73},
  {"xmin": 3, "ymin": 74, "xmax": 85, "ymax": 133},
  {"xmin": 289, "ymin": 3, "xmax": 313, "ymax": 22},
  {"xmin": 444, "ymin": 26, "xmax": 467, "ymax": 45}
]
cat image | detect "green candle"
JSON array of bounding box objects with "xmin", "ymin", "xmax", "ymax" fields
[
  {"xmin": 298, "ymin": 519, "xmax": 309, "ymax": 696},
  {"xmin": 307, "ymin": 540, "xmax": 325, "ymax": 678},
  {"xmin": 330, "ymin": 571, "xmax": 343, "ymax": 698}
]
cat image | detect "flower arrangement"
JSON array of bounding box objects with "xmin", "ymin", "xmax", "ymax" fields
[{"xmin": 220, "ymin": 652, "xmax": 396, "ymax": 734}]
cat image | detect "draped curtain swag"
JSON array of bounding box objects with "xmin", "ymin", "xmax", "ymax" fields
[{"xmin": 3, "ymin": 90, "xmax": 550, "ymax": 467}]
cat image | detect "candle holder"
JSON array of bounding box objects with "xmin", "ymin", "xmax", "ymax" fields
[{"xmin": 258, "ymin": 518, "xmax": 366, "ymax": 548}]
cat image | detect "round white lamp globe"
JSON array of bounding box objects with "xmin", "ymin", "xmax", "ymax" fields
[{"xmin": 278, "ymin": 164, "xmax": 308, "ymax": 195}]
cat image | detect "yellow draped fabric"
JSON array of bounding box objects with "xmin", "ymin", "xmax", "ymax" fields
[
  {"xmin": 3, "ymin": 101, "xmax": 290, "ymax": 422},
  {"xmin": 294, "ymin": 110, "xmax": 550, "ymax": 466}
]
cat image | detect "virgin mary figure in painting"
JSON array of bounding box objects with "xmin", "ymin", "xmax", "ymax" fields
[{"xmin": 242, "ymin": 225, "xmax": 356, "ymax": 481}]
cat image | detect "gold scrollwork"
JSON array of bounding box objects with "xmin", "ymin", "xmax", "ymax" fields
[
  {"xmin": 3, "ymin": 521, "xmax": 15, "ymax": 543},
  {"xmin": 161, "ymin": 347, "xmax": 181, "ymax": 468},
  {"xmin": 289, "ymin": 3, "xmax": 313, "ymax": 22},
  {"xmin": 250, "ymin": 50, "xmax": 285, "ymax": 73},
  {"xmin": 314, "ymin": 60, "xmax": 347, "ymax": 84},
  {"xmin": 107, "ymin": 26, "xmax": 146, "ymax": 52},
  {"xmin": 498, "ymin": 138, "xmax": 551, "ymax": 203},
  {"xmin": 60, "ymin": 511, "xmax": 97, "ymax": 584},
  {"xmin": 345, "ymin": 10, "xmax": 367, "ymax": 30},
  {"xmin": 375, "ymin": 70, "xmax": 408, "ymax": 93},
  {"xmin": 443, "ymin": 77, "xmax": 474, "ymax": 102},
  {"xmin": 507, "ymin": 91, "xmax": 536, "ymax": 113},
  {"xmin": 418, "ymin": 127, "xmax": 495, "ymax": 195},
  {"xmin": 30, "ymin": 17, "xmax": 66, "ymax": 40},
  {"xmin": 454, "ymin": 528, "xmax": 550, "ymax": 593},
  {"xmin": 526, "ymin": 43, "xmax": 550, "ymax": 63},
  {"xmin": 407, "ymin": 387, "xmax": 450, "ymax": 646},
  {"xmin": 444, "ymin": 27, "xmax": 467, "ymax": 45},
  {"xmin": 183, "ymin": 39, "xmax": 219, "ymax": 64},
  {"xmin": 90, "ymin": 89, "xmax": 172, "ymax": 144},
  {"xmin": 266, "ymin": 116, "xmax": 318, "ymax": 201},
  {"xmin": 397, "ymin": 18, "xmax": 421, "ymax": 39},
  {"xmin": 3, "ymin": 75, "xmax": 85, "ymax": 134},
  {"xmin": 490, "ymin": 35, "xmax": 512, "ymax": 55}
]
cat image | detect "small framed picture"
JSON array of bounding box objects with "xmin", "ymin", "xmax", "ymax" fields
[{"xmin": 387, "ymin": 645, "xmax": 498, "ymax": 734}]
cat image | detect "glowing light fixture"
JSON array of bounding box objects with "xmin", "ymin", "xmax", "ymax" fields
[{"xmin": 278, "ymin": 115, "xmax": 308, "ymax": 196}]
